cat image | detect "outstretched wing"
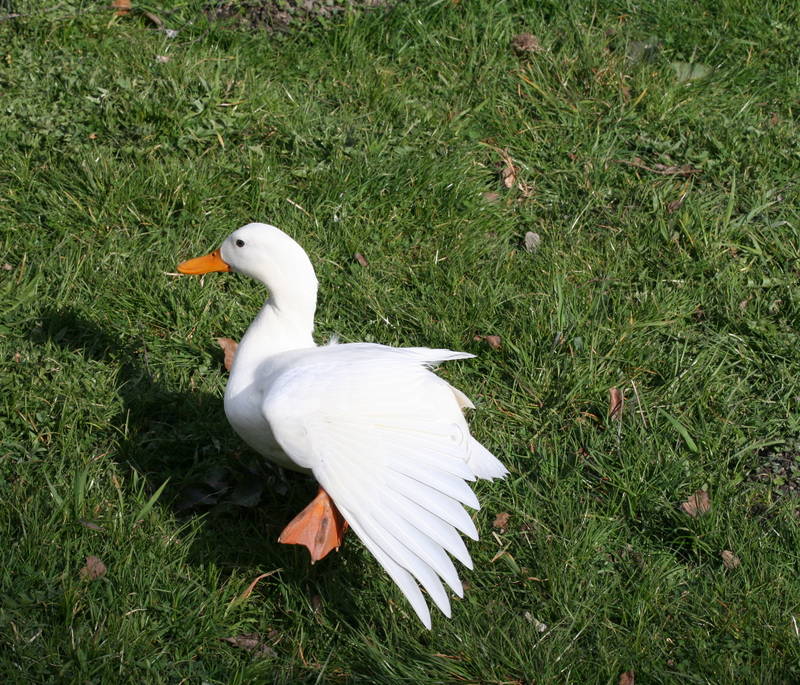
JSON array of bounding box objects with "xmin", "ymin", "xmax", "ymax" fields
[{"xmin": 262, "ymin": 345, "xmax": 506, "ymax": 628}]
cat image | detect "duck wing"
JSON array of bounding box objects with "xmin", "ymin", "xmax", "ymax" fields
[{"xmin": 261, "ymin": 344, "xmax": 507, "ymax": 628}]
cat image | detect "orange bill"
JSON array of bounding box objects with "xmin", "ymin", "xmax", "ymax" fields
[
  {"xmin": 177, "ymin": 249, "xmax": 230, "ymax": 274},
  {"xmin": 278, "ymin": 487, "xmax": 349, "ymax": 563}
]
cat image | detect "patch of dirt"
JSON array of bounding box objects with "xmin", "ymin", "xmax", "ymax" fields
[
  {"xmin": 748, "ymin": 439, "xmax": 800, "ymax": 510},
  {"xmin": 205, "ymin": 0, "xmax": 398, "ymax": 32}
]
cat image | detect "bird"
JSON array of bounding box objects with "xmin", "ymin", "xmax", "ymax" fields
[{"xmin": 177, "ymin": 222, "xmax": 508, "ymax": 628}]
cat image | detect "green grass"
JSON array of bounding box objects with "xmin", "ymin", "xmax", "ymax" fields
[{"xmin": 2, "ymin": 0, "xmax": 800, "ymax": 681}]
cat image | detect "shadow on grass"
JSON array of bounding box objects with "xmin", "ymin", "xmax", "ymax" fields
[{"xmin": 32, "ymin": 307, "xmax": 362, "ymax": 619}]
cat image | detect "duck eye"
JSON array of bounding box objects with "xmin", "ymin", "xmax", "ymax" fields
[{"xmin": 235, "ymin": 239, "xmax": 245, "ymax": 247}]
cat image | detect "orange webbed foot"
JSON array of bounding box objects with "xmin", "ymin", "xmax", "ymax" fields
[{"xmin": 278, "ymin": 487, "xmax": 348, "ymax": 563}]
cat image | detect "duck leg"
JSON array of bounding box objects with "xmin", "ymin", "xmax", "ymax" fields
[{"xmin": 278, "ymin": 486, "xmax": 349, "ymax": 563}]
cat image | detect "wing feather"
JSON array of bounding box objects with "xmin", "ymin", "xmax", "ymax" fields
[
  {"xmin": 384, "ymin": 490, "xmax": 473, "ymax": 570},
  {"xmin": 338, "ymin": 503, "xmax": 432, "ymax": 628},
  {"xmin": 387, "ymin": 471, "xmax": 479, "ymax": 540},
  {"xmin": 319, "ymin": 461, "xmax": 452, "ymax": 619}
]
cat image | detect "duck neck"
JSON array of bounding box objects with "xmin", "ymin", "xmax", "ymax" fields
[{"xmin": 227, "ymin": 291, "xmax": 316, "ymax": 397}]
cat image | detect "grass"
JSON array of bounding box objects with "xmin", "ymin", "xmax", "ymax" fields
[{"xmin": 1, "ymin": 0, "xmax": 800, "ymax": 681}]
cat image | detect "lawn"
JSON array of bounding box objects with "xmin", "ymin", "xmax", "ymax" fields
[{"xmin": 1, "ymin": 0, "xmax": 800, "ymax": 682}]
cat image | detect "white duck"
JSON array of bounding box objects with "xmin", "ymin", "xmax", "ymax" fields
[{"xmin": 177, "ymin": 223, "xmax": 507, "ymax": 628}]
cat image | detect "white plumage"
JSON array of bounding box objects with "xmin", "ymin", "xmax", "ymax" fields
[{"xmin": 178, "ymin": 223, "xmax": 507, "ymax": 628}]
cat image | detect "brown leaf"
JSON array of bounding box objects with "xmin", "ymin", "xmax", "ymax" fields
[
  {"xmin": 680, "ymin": 489, "xmax": 710, "ymax": 517},
  {"xmin": 111, "ymin": 0, "xmax": 131, "ymax": 15},
  {"xmin": 238, "ymin": 569, "xmax": 281, "ymax": 601},
  {"xmin": 474, "ymin": 334, "xmax": 502, "ymax": 350},
  {"xmin": 618, "ymin": 670, "xmax": 635, "ymax": 685},
  {"xmin": 221, "ymin": 634, "xmax": 276, "ymax": 658},
  {"xmin": 652, "ymin": 162, "xmax": 700, "ymax": 176},
  {"xmin": 524, "ymin": 232, "xmax": 541, "ymax": 253},
  {"xmin": 667, "ymin": 193, "xmax": 687, "ymax": 213},
  {"xmin": 609, "ymin": 387, "xmax": 624, "ymax": 421},
  {"xmin": 768, "ymin": 112, "xmax": 779, "ymax": 127},
  {"xmin": 493, "ymin": 512, "xmax": 510, "ymax": 532},
  {"xmin": 517, "ymin": 179, "xmax": 534, "ymax": 198},
  {"xmin": 79, "ymin": 555, "xmax": 107, "ymax": 580},
  {"xmin": 499, "ymin": 149, "xmax": 517, "ymax": 189},
  {"xmin": 354, "ymin": 252, "xmax": 368, "ymax": 267},
  {"xmin": 143, "ymin": 10, "xmax": 164, "ymax": 28},
  {"xmin": 511, "ymin": 33, "xmax": 542, "ymax": 54},
  {"xmin": 216, "ymin": 337, "xmax": 238, "ymax": 372},
  {"xmin": 482, "ymin": 191, "xmax": 501, "ymax": 203},
  {"xmin": 79, "ymin": 519, "xmax": 105, "ymax": 532},
  {"xmin": 2, "ymin": 263, "xmax": 13, "ymax": 270},
  {"xmin": 721, "ymin": 550, "xmax": 740, "ymax": 569},
  {"xmin": 13, "ymin": 352, "xmax": 22, "ymax": 363}
]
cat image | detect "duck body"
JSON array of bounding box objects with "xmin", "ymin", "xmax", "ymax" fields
[
  {"xmin": 225, "ymin": 341, "xmax": 498, "ymax": 477},
  {"xmin": 178, "ymin": 223, "xmax": 508, "ymax": 628}
]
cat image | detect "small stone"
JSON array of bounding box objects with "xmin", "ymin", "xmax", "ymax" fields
[
  {"xmin": 721, "ymin": 550, "xmax": 741, "ymax": 569},
  {"xmin": 512, "ymin": 33, "xmax": 542, "ymax": 54},
  {"xmin": 524, "ymin": 231, "xmax": 541, "ymax": 253}
]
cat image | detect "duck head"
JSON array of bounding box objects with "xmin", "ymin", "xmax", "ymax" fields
[{"xmin": 178, "ymin": 223, "xmax": 319, "ymax": 307}]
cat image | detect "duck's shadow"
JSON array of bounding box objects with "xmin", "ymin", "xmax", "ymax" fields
[{"xmin": 35, "ymin": 307, "xmax": 363, "ymax": 622}]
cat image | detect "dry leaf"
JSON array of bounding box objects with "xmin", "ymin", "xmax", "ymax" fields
[
  {"xmin": 221, "ymin": 634, "xmax": 276, "ymax": 658},
  {"xmin": 111, "ymin": 0, "xmax": 131, "ymax": 15},
  {"xmin": 216, "ymin": 337, "xmax": 238, "ymax": 372},
  {"xmin": 667, "ymin": 193, "xmax": 687, "ymax": 213},
  {"xmin": 238, "ymin": 569, "xmax": 280, "ymax": 601},
  {"xmin": 523, "ymin": 611, "xmax": 548, "ymax": 632},
  {"xmin": 79, "ymin": 519, "xmax": 105, "ymax": 532},
  {"xmin": 609, "ymin": 387, "xmax": 624, "ymax": 421},
  {"xmin": 13, "ymin": 352, "xmax": 22, "ymax": 363},
  {"xmin": 680, "ymin": 489, "xmax": 710, "ymax": 517},
  {"xmin": 524, "ymin": 231, "xmax": 541, "ymax": 253},
  {"xmin": 79, "ymin": 555, "xmax": 107, "ymax": 580},
  {"xmin": 474, "ymin": 334, "xmax": 501, "ymax": 350},
  {"xmin": 143, "ymin": 10, "xmax": 164, "ymax": 28},
  {"xmin": 652, "ymin": 162, "xmax": 700, "ymax": 176},
  {"xmin": 499, "ymin": 150, "xmax": 517, "ymax": 189},
  {"xmin": 2, "ymin": 263, "xmax": 13, "ymax": 270},
  {"xmin": 517, "ymin": 179, "xmax": 534, "ymax": 198},
  {"xmin": 354, "ymin": 252, "xmax": 368, "ymax": 267},
  {"xmin": 493, "ymin": 512, "xmax": 510, "ymax": 532},
  {"xmin": 155, "ymin": 55, "xmax": 170, "ymax": 64},
  {"xmin": 721, "ymin": 550, "xmax": 740, "ymax": 569},
  {"xmin": 768, "ymin": 112, "xmax": 779, "ymax": 127},
  {"xmin": 618, "ymin": 670, "xmax": 635, "ymax": 685},
  {"xmin": 511, "ymin": 33, "xmax": 542, "ymax": 54},
  {"xmin": 482, "ymin": 191, "xmax": 501, "ymax": 203}
]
